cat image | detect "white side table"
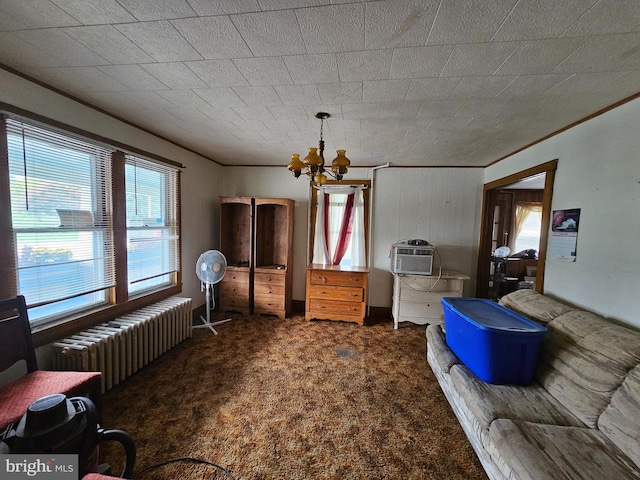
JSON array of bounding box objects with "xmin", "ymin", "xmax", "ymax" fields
[{"xmin": 391, "ymin": 271, "xmax": 470, "ymax": 329}]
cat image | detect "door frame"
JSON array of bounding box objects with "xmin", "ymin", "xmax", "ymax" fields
[{"xmin": 475, "ymin": 160, "xmax": 558, "ymax": 298}]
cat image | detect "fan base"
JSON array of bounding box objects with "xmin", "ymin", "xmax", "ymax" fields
[{"xmin": 193, "ymin": 316, "xmax": 232, "ymax": 335}]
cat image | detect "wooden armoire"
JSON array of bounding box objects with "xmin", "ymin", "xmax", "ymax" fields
[{"xmin": 218, "ymin": 196, "xmax": 294, "ymax": 319}]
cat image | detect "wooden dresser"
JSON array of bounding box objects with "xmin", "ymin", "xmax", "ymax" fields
[
  {"xmin": 391, "ymin": 271, "xmax": 469, "ymax": 329},
  {"xmin": 253, "ymin": 198, "xmax": 294, "ymax": 319},
  {"xmin": 253, "ymin": 267, "xmax": 287, "ymax": 319},
  {"xmin": 305, "ymin": 264, "xmax": 369, "ymax": 326},
  {"xmin": 219, "ymin": 267, "xmax": 251, "ymax": 316}
]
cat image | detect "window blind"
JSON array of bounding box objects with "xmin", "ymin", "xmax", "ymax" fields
[
  {"xmin": 125, "ymin": 154, "xmax": 180, "ymax": 295},
  {"xmin": 6, "ymin": 118, "xmax": 116, "ymax": 319}
]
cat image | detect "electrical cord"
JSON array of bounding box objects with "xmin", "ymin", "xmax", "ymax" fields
[
  {"xmin": 428, "ymin": 247, "xmax": 443, "ymax": 292},
  {"xmin": 132, "ymin": 457, "xmax": 236, "ymax": 479}
]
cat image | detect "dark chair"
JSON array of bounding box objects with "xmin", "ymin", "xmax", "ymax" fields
[{"xmin": 0, "ymin": 295, "xmax": 102, "ymax": 430}]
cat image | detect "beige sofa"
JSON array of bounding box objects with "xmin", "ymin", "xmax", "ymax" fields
[{"xmin": 426, "ymin": 289, "xmax": 640, "ymax": 480}]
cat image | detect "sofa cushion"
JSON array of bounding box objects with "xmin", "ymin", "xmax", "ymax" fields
[
  {"xmin": 499, "ymin": 289, "xmax": 574, "ymax": 324},
  {"xmin": 599, "ymin": 364, "xmax": 640, "ymax": 469},
  {"xmin": 426, "ymin": 324, "xmax": 460, "ymax": 374},
  {"xmin": 535, "ymin": 310, "xmax": 640, "ymax": 428},
  {"xmin": 450, "ymin": 363, "xmax": 584, "ymax": 433},
  {"xmin": 488, "ymin": 419, "xmax": 640, "ymax": 480}
]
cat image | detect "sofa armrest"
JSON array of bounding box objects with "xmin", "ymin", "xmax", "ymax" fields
[{"xmin": 426, "ymin": 324, "xmax": 460, "ymax": 374}]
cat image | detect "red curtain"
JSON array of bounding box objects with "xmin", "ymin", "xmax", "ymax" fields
[
  {"xmin": 330, "ymin": 192, "xmax": 355, "ymax": 265},
  {"xmin": 323, "ymin": 192, "xmax": 331, "ymax": 262}
]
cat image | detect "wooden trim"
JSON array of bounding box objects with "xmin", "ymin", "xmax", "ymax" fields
[
  {"xmin": 112, "ymin": 151, "xmax": 129, "ymax": 303},
  {"xmin": 487, "ymin": 91, "xmax": 640, "ymax": 167},
  {"xmin": 536, "ymin": 169, "xmax": 557, "ymax": 293},
  {"xmin": 484, "ymin": 160, "xmax": 558, "ymax": 191},
  {"xmin": 476, "ymin": 160, "xmax": 558, "ymax": 298},
  {"xmin": 246, "ymin": 164, "xmax": 484, "ymax": 169},
  {"xmin": 176, "ymin": 170, "xmax": 183, "ymax": 291},
  {"xmin": 0, "ymin": 115, "xmax": 17, "ymax": 300},
  {"xmin": 476, "ymin": 190, "xmax": 495, "ymax": 299}
]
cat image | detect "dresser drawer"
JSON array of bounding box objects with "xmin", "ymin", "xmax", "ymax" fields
[
  {"xmin": 309, "ymin": 270, "xmax": 365, "ymax": 288},
  {"xmin": 308, "ymin": 298, "xmax": 366, "ymax": 317},
  {"xmin": 400, "ymin": 288, "xmax": 462, "ymax": 303},
  {"xmin": 307, "ymin": 284, "xmax": 363, "ymax": 302},
  {"xmin": 254, "ymin": 296, "xmax": 286, "ymax": 312},
  {"xmin": 222, "ymin": 269, "xmax": 250, "ymax": 285},
  {"xmin": 254, "ymin": 271, "xmax": 285, "ymax": 296},
  {"xmin": 254, "ymin": 282, "xmax": 285, "ymax": 297},
  {"xmin": 398, "ymin": 301, "xmax": 443, "ymax": 320},
  {"xmin": 220, "ymin": 273, "xmax": 249, "ymax": 298},
  {"xmin": 254, "ymin": 271, "xmax": 285, "ymax": 286},
  {"xmin": 220, "ymin": 279, "xmax": 248, "ymax": 295},
  {"xmin": 220, "ymin": 294, "xmax": 250, "ymax": 309}
]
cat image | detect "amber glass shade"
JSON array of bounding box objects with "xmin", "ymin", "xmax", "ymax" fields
[
  {"xmin": 287, "ymin": 153, "xmax": 305, "ymax": 177},
  {"xmin": 304, "ymin": 147, "xmax": 323, "ymax": 169},
  {"xmin": 331, "ymin": 149, "xmax": 350, "ymax": 175},
  {"xmin": 314, "ymin": 172, "xmax": 328, "ymax": 185}
]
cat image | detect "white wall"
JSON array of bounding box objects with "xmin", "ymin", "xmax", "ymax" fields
[
  {"xmin": 223, "ymin": 165, "xmax": 484, "ymax": 309},
  {"xmin": 0, "ymin": 69, "xmax": 223, "ymax": 308},
  {"xmin": 371, "ymin": 167, "xmax": 483, "ymax": 305},
  {"xmin": 486, "ymin": 98, "xmax": 640, "ymax": 329}
]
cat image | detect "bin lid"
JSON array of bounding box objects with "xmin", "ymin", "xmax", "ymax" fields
[{"xmin": 442, "ymin": 297, "xmax": 547, "ymax": 334}]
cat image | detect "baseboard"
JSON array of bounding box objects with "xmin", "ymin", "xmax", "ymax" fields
[{"xmin": 196, "ymin": 300, "xmax": 392, "ymax": 323}]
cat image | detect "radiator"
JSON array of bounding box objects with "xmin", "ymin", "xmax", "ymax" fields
[{"xmin": 52, "ymin": 297, "xmax": 192, "ymax": 393}]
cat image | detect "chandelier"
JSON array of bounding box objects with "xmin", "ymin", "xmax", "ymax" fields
[{"xmin": 287, "ymin": 112, "xmax": 350, "ymax": 185}]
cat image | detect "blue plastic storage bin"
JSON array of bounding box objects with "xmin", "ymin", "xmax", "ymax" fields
[{"xmin": 441, "ymin": 297, "xmax": 548, "ymax": 385}]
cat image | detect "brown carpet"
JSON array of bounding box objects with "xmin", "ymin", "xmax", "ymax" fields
[{"xmin": 99, "ymin": 313, "xmax": 487, "ymax": 480}]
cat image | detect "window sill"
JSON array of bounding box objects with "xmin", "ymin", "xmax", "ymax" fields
[{"xmin": 31, "ymin": 285, "xmax": 183, "ymax": 347}]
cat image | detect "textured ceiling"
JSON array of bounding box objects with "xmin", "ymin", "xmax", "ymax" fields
[{"xmin": 1, "ymin": 0, "xmax": 639, "ymax": 168}]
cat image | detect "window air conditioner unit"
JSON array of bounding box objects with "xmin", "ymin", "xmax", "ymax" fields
[{"xmin": 390, "ymin": 240, "xmax": 434, "ymax": 275}]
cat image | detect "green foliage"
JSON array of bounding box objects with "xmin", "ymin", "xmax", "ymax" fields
[{"xmin": 20, "ymin": 246, "xmax": 73, "ymax": 265}]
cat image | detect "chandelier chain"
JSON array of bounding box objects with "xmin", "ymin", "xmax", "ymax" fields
[{"xmin": 287, "ymin": 112, "xmax": 350, "ymax": 185}]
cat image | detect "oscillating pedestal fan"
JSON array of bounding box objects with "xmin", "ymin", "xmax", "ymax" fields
[{"xmin": 194, "ymin": 250, "xmax": 232, "ymax": 334}]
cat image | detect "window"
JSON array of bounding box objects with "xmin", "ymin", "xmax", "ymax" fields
[
  {"xmin": 1, "ymin": 114, "xmax": 182, "ymax": 329},
  {"xmin": 310, "ymin": 181, "xmax": 369, "ymax": 267},
  {"xmin": 513, "ymin": 203, "xmax": 542, "ymax": 253},
  {"xmin": 125, "ymin": 155, "xmax": 180, "ymax": 295},
  {"xmin": 6, "ymin": 118, "xmax": 115, "ymax": 325}
]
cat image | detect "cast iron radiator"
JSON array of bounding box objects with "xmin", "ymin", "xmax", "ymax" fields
[{"xmin": 51, "ymin": 297, "xmax": 192, "ymax": 393}]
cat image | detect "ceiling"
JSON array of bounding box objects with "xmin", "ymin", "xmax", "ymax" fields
[{"xmin": 1, "ymin": 0, "xmax": 639, "ymax": 169}]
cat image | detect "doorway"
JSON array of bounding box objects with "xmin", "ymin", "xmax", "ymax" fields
[{"xmin": 475, "ymin": 160, "xmax": 557, "ymax": 299}]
